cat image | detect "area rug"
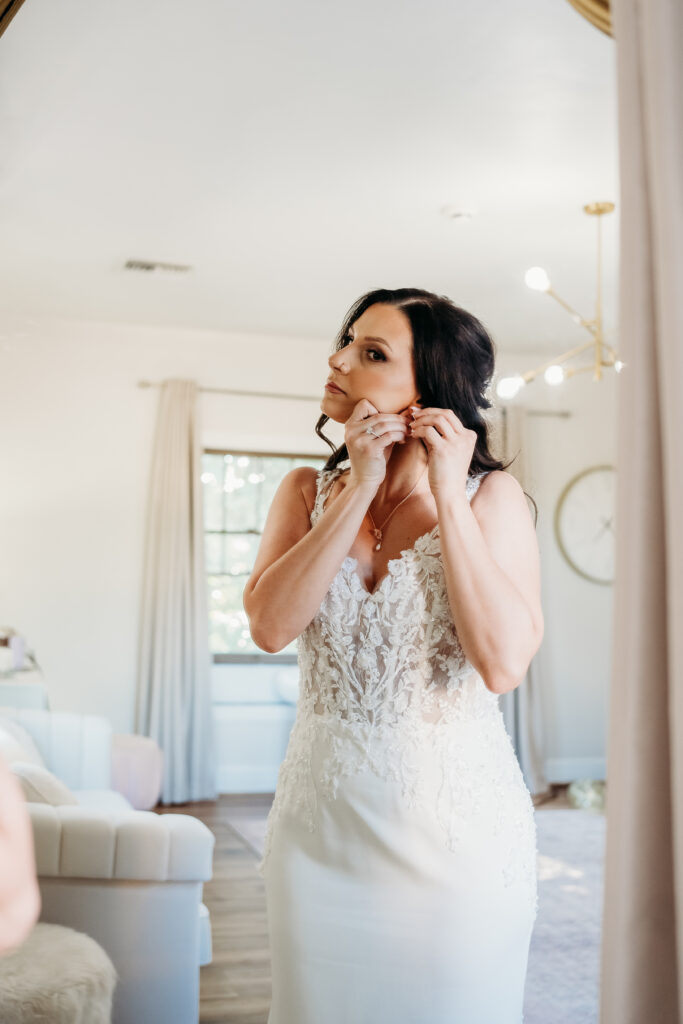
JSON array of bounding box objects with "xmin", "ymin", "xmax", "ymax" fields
[
  {"xmin": 525, "ymin": 808, "xmax": 605, "ymax": 1024},
  {"xmin": 227, "ymin": 802, "xmax": 606, "ymax": 1024}
]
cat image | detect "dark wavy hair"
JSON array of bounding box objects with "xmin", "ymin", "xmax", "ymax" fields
[{"xmin": 315, "ymin": 287, "xmax": 538, "ymax": 526}]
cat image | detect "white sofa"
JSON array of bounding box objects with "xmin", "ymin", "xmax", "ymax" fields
[{"xmin": 0, "ymin": 707, "xmax": 215, "ymax": 1024}]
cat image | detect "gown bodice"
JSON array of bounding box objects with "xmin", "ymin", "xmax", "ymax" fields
[{"xmin": 299, "ymin": 465, "xmax": 500, "ymax": 733}]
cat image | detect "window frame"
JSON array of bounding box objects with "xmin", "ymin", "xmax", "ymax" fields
[{"xmin": 203, "ymin": 446, "xmax": 328, "ymax": 665}]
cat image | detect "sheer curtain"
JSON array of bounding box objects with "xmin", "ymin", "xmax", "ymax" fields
[
  {"xmin": 600, "ymin": 1, "xmax": 683, "ymax": 1020},
  {"xmin": 135, "ymin": 379, "xmax": 217, "ymax": 804}
]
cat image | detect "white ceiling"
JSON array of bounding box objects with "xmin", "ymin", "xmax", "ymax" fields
[{"xmin": 0, "ymin": 0, "xmax": 619, "ymax": 351}]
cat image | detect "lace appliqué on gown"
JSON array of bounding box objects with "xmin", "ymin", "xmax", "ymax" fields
[{"xmin": 257, "ymin": 466, "xmax": 538, "ymax": 918}]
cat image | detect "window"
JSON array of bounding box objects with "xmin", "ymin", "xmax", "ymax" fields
[{"xmin": 202, "ymin": 449, "xmax": 328, "ymax": 662}]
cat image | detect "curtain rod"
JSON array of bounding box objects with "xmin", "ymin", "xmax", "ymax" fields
[
  {"xmin": 525, "ymin": 409, "xmax": 571, "ymax": 417},
  {"xmin": 137, "ymin": 379, "xmax": 571, "ymax": 416},
  {"xmin": 137, "ymin": 379, "xmax": 320, "ymax": 403}
]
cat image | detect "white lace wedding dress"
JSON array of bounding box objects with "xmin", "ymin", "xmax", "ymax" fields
[{"xmin": 257, "ymin": 466, "xmax": 538, "ymax": 1024}]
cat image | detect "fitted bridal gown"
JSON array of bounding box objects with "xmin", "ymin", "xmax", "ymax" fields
[{"xmin": 257, "ymin": 465, "xmax": 538, "ymax": 1024}]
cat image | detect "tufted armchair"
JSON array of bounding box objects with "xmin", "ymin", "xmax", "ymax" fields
[{"xmin": 0, "ymin": 706, "xmax": 215, "ymax": 1024}]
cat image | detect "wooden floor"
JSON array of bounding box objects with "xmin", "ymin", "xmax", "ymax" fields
[{"xmin": 156, "ymin": 785, "xmax": 570, "ymax": 1024}]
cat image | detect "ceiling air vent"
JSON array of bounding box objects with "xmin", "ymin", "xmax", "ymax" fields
[
  {"xmin": 124, "ymin": 259, "xmax": 193, "ymax": 273},
  {"xmin": 440, "ymin": 205, "xmax": 477, "ymax": 222}
]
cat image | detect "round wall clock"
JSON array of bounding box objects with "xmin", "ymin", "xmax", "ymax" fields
[{"xmin": 553, "ymin": 465, "xmax": 616, "ymax": 585}]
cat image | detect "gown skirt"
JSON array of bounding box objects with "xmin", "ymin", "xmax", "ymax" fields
[{"xmin": 261, "ymin": 710, "xmax": 538, "ymax": 1024}]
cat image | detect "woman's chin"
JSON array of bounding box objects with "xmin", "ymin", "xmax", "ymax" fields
[{"xmin": 321, "ymin": 393, "xmax": 350, "ymax": 423}]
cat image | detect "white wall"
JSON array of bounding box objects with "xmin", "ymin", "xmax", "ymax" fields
[
  {"xmin": 518, "ymin": 374, "xmax": 616, "ymax": 783},
  {"xmin": 0, "ymin": 313, "xmax": 615, "ymax": 785}
]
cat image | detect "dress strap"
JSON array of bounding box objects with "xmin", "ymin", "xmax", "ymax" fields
[
  {"xmin": 466, "ymin": 469, "xmax": 491, "ymax": 502},
  {"xmin": 311, "ymin": 466, "xmax": 345, "ymax": 525},
  {"xmin": 313, "ymin": 466, "xmax": 489, "ymax": 520}
]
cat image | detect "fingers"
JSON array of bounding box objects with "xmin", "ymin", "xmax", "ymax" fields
[
  {"xmin": 365, "ymin": 428, "xmax": 408, "ymax": 449},
  {"xmin": 409, "ymin": 417, "xmax": 452, "ymax": 441},
  {"xmin": 359, "ymin": 423, "xmax": 409, "ymax": 444},
  {"xmin": 352, "ymin": 416, "xmax": 411, "ymax": 441},
  {"xmin": 351, "ymin": 399, "xmax": 412, "ymax": 427},
  {"xmin": 409, "ymin": 409, "xmax": 460, "ymax": 439},
  {"xmin": 349, "ymin": 398, "xmax": 379, "ymax": 421},
  {"xmin": 411, "ymin": 408, "xmax": 463, "ymax": 430}
]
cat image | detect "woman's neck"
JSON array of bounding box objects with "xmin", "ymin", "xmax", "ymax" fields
[{"xmin": 371, "ymin": 439, "xmax": 430, "ymax": 507}]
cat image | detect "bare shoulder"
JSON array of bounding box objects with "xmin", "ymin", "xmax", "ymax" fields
[
  {"xmin": 471, "ymin": 468, "xmax": 524, "ymax": 504},
  {"xmin": 290, "ymin": 465, "xmax": 322, "ymax": 517},
  {"xmin": 470, "ymin": 469, "xmax": 535, "ymax": 535},
  {"xmin": 295, "ymin": 463, "xmax": 349, "ymax": 515}
]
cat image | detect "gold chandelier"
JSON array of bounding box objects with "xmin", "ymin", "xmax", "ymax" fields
[{"xmin": 496, "ymin": 202, "xmax": 624, "ymax": 400}]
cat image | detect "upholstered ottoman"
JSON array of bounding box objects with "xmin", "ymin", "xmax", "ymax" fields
[
  {"xmin": 111, "ymin": 732, "xmax": 163, "ymax": 810},
  {"xmin": 0, "ymin": 921, "xmax": 117, "ymax": 1023}
]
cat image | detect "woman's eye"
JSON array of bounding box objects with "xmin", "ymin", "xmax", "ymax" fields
[{"xmin": 339, "ymin": 335, "xmax": 385, "ymax": 361}]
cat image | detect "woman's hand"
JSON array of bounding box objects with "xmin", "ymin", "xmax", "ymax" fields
[
  {"xmin": 345, "ymin": 399, "xmax": 411, "ymax": 490},
  {"xmin": 408, "ymin": 405, "xmax": 477, "ymax": 501}
]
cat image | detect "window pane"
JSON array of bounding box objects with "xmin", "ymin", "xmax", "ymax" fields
[
  {"xmin": 203, "ymin": 451, "xmax": 327, "ymax": 657},
  {"xmin": 201, "ymin": 454, "xmax": 226, "ymax": 531},
  {"xmin": 225, "ymin": 533, "xmax": 259, "ymax": 573},
  {"xmin": 205, "ymin": 533, "xmax": 225, "ymax": 574},
  {"xmin": 208, "ymin": 574, "xmax": 251, "ymax": 653},
  {"xmin": 223, "ymin": 454, "xmax": 260, "ymax": 531}
]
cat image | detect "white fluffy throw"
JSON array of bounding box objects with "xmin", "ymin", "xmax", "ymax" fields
[{"xmin": 0, "ymin": 922, "xmax": 117, "ymax": 1023}]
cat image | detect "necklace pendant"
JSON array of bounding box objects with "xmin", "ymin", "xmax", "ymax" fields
[{"xmin": 375, "ymin": 541, "xmax": 382, "ymax": 551}]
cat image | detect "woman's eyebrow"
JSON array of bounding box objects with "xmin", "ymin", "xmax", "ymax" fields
[{"xmin": 353, "ymin": 334, "xmax": 392, "ymax": 352}]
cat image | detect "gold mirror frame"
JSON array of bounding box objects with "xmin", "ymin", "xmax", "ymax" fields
[
  {"xmin": 0, "ymin": 1, "xmax": 28, "ymax": 39},
  {"xmin": 565, "ymin": 0, "xmax": 613, "ymax": 37}
]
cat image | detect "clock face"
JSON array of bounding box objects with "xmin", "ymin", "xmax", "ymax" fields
[{"xmin": 554, "ymin": 465, "xmax": 616, "ymax": 585}]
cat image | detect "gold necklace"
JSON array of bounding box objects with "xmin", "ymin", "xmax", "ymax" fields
[{"xmin": 366, "ymin": 464, "xmax": 429, "ymax": 551}]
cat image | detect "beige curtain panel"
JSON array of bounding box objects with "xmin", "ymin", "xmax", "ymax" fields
[
  {"xmin": 135, "ymin": 378, "xmax": 217, "ymax": 804},
  {"xmin": 601, "ymin": 0, "xmax": 683, "ymax": 1021}
]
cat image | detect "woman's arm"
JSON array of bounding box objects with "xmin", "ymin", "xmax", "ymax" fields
[
  {"xmin": 0, "ymin": 756, "xmax": 41, "ymax": 953},
  {"xmin": 243, "ymin": 468, "xmax": 376, "ymax": 652},
  {"xmin": 436, "ymin": 471, "xmax": 544, "ymax": 695}
]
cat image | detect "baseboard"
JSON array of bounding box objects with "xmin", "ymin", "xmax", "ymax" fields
[
  {"xmin": 544, "ymin": 757, "xmax": 606, "ymax": 783},
  {"xmin": 216, "ymin": 765, "xmax": 278, "ymax": 793}
]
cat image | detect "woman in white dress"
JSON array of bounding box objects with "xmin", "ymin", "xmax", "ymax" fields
[{"xmin": 243, "ymin": 287, "xmax": 543, "ymax": 1024}]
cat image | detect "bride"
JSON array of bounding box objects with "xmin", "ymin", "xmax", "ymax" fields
[{"xmin": 244, "ymin": 286, "xmax": 543, "ymax": 1024}]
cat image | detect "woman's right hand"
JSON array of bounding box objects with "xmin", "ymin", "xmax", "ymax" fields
[{"xmin": 345, "ymin": 399, "xmax": 411, "ymax": 490}]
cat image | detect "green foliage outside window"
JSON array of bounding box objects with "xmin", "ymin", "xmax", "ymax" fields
[{"xmin": 202, "ymin": 451, "xmax": 327, "ymax": 657}]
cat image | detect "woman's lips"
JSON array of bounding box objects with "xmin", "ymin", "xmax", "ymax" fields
[{"xmin": 325, "ymin": 382, "xmax": 345, "ymax": 393}]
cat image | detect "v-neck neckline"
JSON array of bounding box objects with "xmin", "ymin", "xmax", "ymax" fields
[
  {"xmin": 341, "ymin": 523, "xmax": 440, "ymax": 599},
  {"xmin": 313, "ymin": 465, "xmax": 482, "ymax": 601}
]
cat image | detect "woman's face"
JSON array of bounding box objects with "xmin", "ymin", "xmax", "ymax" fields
[{"xmin": 322, "ymin": 303, "xmax": 419, "ymax": 421}]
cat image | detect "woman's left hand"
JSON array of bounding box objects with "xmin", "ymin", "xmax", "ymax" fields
[{"xmin": 409, "ymin": 406, "xmax": 477, "ymax": 501}]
